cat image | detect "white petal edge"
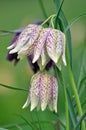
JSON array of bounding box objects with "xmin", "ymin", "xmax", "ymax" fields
[{"xmin": 22, "ymin": 96, "xmax": 30, "ymax": 109}]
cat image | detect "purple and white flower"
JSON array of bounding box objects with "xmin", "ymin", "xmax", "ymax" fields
[
  {"xmin": 7, "ymin": 24, "xmax": 66, "ymax": 70},
  {"xmin": 22, "ymin": 72, "xmax": 58, "ymax": 112}
]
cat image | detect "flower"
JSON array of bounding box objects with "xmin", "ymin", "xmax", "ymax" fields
[
  {"xmin": 32, "ymin": 28, "xmax": 66, "ymax": 69},
  {"xmin": 8, "ymin": 24, "xmax": 43, "ymax": 56},
  {"xmin": 6, "ymin": 31, "xmax": 54, "ymax": 72},
  {"xmin": 22, "ymin": 72, "xmax": 58, "ymax": 112},
  {"xmin": 7, "ymin": 24, "xmax": 66, "ymax": 70}
]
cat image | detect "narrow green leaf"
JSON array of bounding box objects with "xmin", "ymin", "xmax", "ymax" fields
[
  {"xmin": 0, "ymin": 83, "xmax": 28, "ymax": 92},
  {"xmin": 59, "ymin": 11, "xmax": 72, "ymax": 68},
  {"xmin": 35, "ymin": 112, "xmax": 41, "ymax": 130},
  {"xmin": 54, "ymin": 66, "xmax": 69, "ymax": 130},
  {"xmin": 54, "ymin": 0, "xmax": 60, "ymax": 10},
  {"xmin": 0, "ymin": 28, "xmax": 24, "ymax": 36},
  {"xmin": 0, "ymin": 30, "xmax": 15, "ymax": 33},
  {"xmin": 53, "ymin": 113, "xmax": 66, "ymax": 129},
  {"xmin": 79, "ymin": 76, "xmax": 86, "ymax": 87},
  {"xmin": 0, "ymin": 128, "xmax": 8, "ymax": 130},
  {"xmin": 81, "ymin": 99, "xmax": 86, "ymax": 108},
  {"xmin": 18, "ymin": 114, "xmax": 35, "ymax": 130},
  {"xmin": 65, "ymin": 13, "xmax": 86, "ymax": 33},
  {"xmin": 54, "ymin": 0, "xmax": 64, "ymax": 28},
  {"xmin": 54, "ymin": 0, "xmax": 72, "ymax": 67},
  {"xmin": 78, "ymin": 75, "xmax": 86, "ymax": 97},
  {"xmin": 14, "ymin": 125, "xmax": 23, "ymax": 130},
  {"xmin": 38, "ymin": 0, "xmax": 47, "ymax": 18},
  {"xmin": 66, "ymin": 88, "xmax": 78, "ymax": 129},
  {"xmin": 1, "ymin": 123, "xmax": 26, "ymax": 129},
  {"xmin": 0, "ymin": 28, "xmax": 23, "ymax": 33},
  {"xmin": 0, "ymin": 32, "xmax": 12, "ymax": 36},
  {"xmin": 67, "ymin": 64, "xmax": 86, "ymax": 129},
  {"xmin": 75, "ymin": 111, "xmax": 86, "ymax": 130}
]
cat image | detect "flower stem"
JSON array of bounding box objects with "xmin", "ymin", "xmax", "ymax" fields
[
  {"xmin": 68, "ymin": 65, "xmax": 85, "ymax": 130},
  {"xmin": 41, "ymin": 14, "xmax": 56, "ymax": 26}
]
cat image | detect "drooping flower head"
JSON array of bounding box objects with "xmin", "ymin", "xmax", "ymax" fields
[
  {"xmin": 7, "ymin": 24, "xmax": 66, "ymax": 70},
  {"xmin": 32, "ymin": 28, "xmax": 66, "ymax": 69},
  {"xmin": 6, "ymin": 29, "xmax": 54, "ymax": 72},
  {"xmin": 22, "ymin": 72, "xmax": 58, "ymax": 112}
]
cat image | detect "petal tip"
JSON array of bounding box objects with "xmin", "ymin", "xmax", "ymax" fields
[
  {"xmin": 32, "ymin": 58, "xmax": 36, "ymax": 64},
  {"xmin": 9, "ymin": 49, "xmax": 17, "ymax": 54},
  {"xmin": 22, "ymin": 103, "xmax": 26, "ymax": 109}
]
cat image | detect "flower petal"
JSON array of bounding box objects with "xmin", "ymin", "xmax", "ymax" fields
[
  {"xmin": 52, "ymin": 77, "xmax": 58, "ymax": 112},
  {"xmin": 32, "ymin": 29, "xmax": 48, "ymax": 63},
  {"xmin": 7, "ymin": 43, "xmax": 16, "ymax": 50},
  {"xmin": 46, "ymin": 29, "xmax": 64, "ymax": 65},
  {"xmin": 39, "ymin": 73, "xmax": 49, "ymax": 111},
  {"xmin": 37, "ymin": 45, "xmax": 50, "ymax": 70},
  {"xmin": 48, "ymin": 76, "xmax": 58, "ymax": 112},
  {"xmin": 62, "ymin": 34, "xmax": 67, "ymax": 66},
  {"xmin": 22, "ymin": 91, "xmax": 31, "ymax": 109},
  {"xmin": 9, "ymin": 24, "xmax": 42, "ymax": 54},
  {"xmin": 41, "ymin": 46, "xmax": 49, "ymax": 66},
  {"xmin": 18, "ymin": 44, "xmax": 34, "ymax": 59},
  {"xmin": 30, "ymin": 73, "xmax": 40, "ymax": 111}
]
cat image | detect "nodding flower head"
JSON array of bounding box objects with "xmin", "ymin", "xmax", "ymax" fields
[
  {"xmin": 7, "ymin": 24, "xmax": 66, "ymax": 70},
  {"xmin": 7, "ymin": 24, "xmax": 43, "ymax": 57},
  {"xmin": 32, "ymin": 28, "xmax": 66, "ymax": 70},
  {"xmin": 22, "ymin": 72, "xmax": 58, "ymax": 112},
  {"xmin": 6, "ymin": 31, "xmax": 54, "ymax": 72}
]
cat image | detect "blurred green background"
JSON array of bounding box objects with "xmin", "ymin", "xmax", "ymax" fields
[{"xmin": 0, "ymin": 0, "xmax": 86, "ymax": 130}]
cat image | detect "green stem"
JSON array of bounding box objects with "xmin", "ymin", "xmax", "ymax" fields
[
  {"xmin": 54, "ymin": 66, "xmax": 69, "ymax": 130},
  {"xmin": 68, "ymin": 65, "xmax": 85, "ymax": 130},
  {"xmin": 50, "ymin": 16, "xmax": 55, "ymax": 28},
  {"xmin": 41, "ymin": 14, "xmax": 56, "ymax": 26}
]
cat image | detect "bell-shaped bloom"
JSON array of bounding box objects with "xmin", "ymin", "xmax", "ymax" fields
[
  {"xmin": 7, "ymin": 32, "xmax": 40, "ymax": 71},
  {"xmin": 22, "ymin": 72, "xmax": 58, "ymax": 112},
  {"xmin": 7, "ymin": 24, "xmax": 66, "ymax": 70},
  {"xmin": 7, "ymin": 24, "xmax": 43, "ymax": 57},
  {"xmin": 6, "ymin": 32, "xmax": 54, "ymax": 72},
  {"xmin": 32, "ymin": 28, "xmax": 66, "ymax": 69}
]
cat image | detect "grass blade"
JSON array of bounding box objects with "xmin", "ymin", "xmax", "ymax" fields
[
  {"xmin": 54, "ymin": 0, "xmax": 64, "ymax": 29},
  {"xmin": 19, "ymin": 115, "xmax": 35, "ymax": 130},
  {"xmin": 54, "ymin": 66, "xmax": 69, "ymax": 130},
  {"xmin": 54, "ymin": 0, "xmax": 60, "ymax": 10},
  {"xmin": 66, "ymin": 88, "xmax": 78, "ymax": 129},
  {"xmin": 77, "ymin": 42, "xmax": 86, "ymax": 91},
  {"xmin": 0, "ymin": 128, "xmax": 8, "ymax": 130},
  {"xmin": 0, "ymin": 83, "xmax": 28, "ymax": 92},
  {"xmin": 38, "ymin": 0, "xmax": 47, "ymax": 18},
  {"xmin": 59, "ymin": 11, "xmax": 72, "ymax": 68},
  {"xmin": 75, "ymin": 111, "xmax": 86, "ymax": 130},
  {"xmin": 65, "ymin": 13, "xmax": 86, "ymax": 33}
]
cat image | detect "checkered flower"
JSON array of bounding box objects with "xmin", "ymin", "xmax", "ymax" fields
[
  {"xmin": 22, "ymin": 72, "xmax": 58, "ymax": 112},
  {"xmin": 32, "ymin": 28, "xmax": 66, "ymax": 69},
  {"xmin": 7, "ymin": 24, "xmax": 66, "ymax": 70},
  {"xmin": 6, "ymin": 33, "xmax": 54, "ymax": 72},
  {"xmin": 7, "ymin": 24, "xmax": 43, "ymax": 58}
]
